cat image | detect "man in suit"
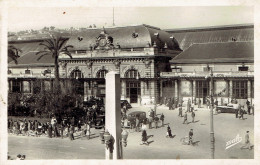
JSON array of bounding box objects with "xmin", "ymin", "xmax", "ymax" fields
[
  {"xmin": 188, "ymin": 129, "xmax": 193, "ymax": 145},
  {"xmin": 183, "ymin": 112, "xmax": 188, "ymax": 124}
]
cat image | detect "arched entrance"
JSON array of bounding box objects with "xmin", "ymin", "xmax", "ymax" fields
[{"xmin": 125, "ymin": 69, "xmax": 141, "ymax": 103}]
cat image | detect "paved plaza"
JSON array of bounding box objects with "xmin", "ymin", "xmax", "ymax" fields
[{"xmin": 8, "ymin": 104, "xmax": 254, "ymax": 159}]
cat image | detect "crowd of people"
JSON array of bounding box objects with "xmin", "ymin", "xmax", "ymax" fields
[{"xmin": 8, "ymin": 97, "xmax": 106, "ymax": 141}]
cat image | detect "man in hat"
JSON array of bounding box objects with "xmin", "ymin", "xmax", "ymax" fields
[
  {"xmin": 191, "ymin": 111, "xmax": 195, "ymax": 123},
  {"xmin": 183, "ymin": 112, "xmax": 188, "ymax": 124},
  {"xmin": 188, "ymin": 129, "xmax": 193, "ymax": 145},
  {"xmin": 178, "ymin": 104, "xmax": 183, "ymax": 117},
  {"xmin": 160, "ymin": 113, "xmax": 165, "ymax": 127},
  {"xmin": 198, "ymin": 98, "xmax": 201, "ymax": 108},
  {"xmin": 241, "ymin": 131, "xmax": 253, "ymax": 150}
]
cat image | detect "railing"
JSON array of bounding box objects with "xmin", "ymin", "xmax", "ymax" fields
[
  {"xmin": 161, "ymin": 71, "xmax": 254, "ymax": 77},
  {"xmin": 59, "ymin": 47, "xmax": 171, "ymax": 59}
]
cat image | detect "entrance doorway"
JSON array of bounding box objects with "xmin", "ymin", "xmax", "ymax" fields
[
  {"xmin": 196, "ymin": 80, "xmax": 209, "ymax": 104},
  {"xmin": 126, "ymin": 81, "xmax": 141, "ymax": 103}
]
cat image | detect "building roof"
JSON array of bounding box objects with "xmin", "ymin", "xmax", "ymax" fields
[
  {"xmin": 66, "ymin": 24, "xmax": 181, "ymax": 51},
  {"xmin": 166, "ymin": 24, "xmax": 254, "ymax": 50},
  {"xmin": 8, "ymin": 40, "xmax": 54, "ymax": 66},
  {"xmin": 171, "ymin": 42, "xmax": 254, "ymax": 64}
]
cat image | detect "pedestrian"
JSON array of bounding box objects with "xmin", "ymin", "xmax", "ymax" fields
[
  {"xmin": 60, "ymin": 119, "xmax": 65, "ymax": 139},
  {"xmin": 135, "ymin": 116, "xmax": 140, "ymax": 132},
  {"xmin": 168, "ymin": 98, "xmax": 173, "ymax": 110},
  {"xmin": 191, "ymin": 111, "xmax": 195, "ymax": 123},
  {"xmin": 154, "ymin": 116, "xmax": 159, "ymax": 129},
  {"xmin": 239, "ymin": 106, "xmax": 244, "ymax": 120},
  {"xmin": 234, "ymin": 103, "xmax": 239, "ymax": 118},
  {"xmin": 241, "ymin": 131, "xmax": 253, "ymax": 150},
  {"xmin": 86, "ymin": 122, "xmax": 91, "ymax": 140},
  {"xmin": 188, "ymin": 129, "xmax": 193, "ymax": 145},
  {"xmin": 47, "ymin": 122, "xmax": 52, "ymax": 138},
  {"xmin": 140, "ymin": 129, "xmax": 149, "ymax": 145},
  {"xmin": 148, "ymin": 116, "xmax": 153, "ymax": 129},
  {"xmin": 69, "ymin": 124, "xmax": 74, "ymax": 141},
  {"xmin": 198, "ymin": 98, "xmax": 201, "ymax": 108},
  {"xmin": 191, "ymin": 102, "xmax": 195, "ymax": 112},
  {"xmin": 178, "ymin": 104, "xmax": 183, "ymax": 117},
  {"xmin": 175, "ymin": 98, "xmax": 179, "ymax": 109},
  {"xmin": 252, "ymin": 104, "xmax": 254, "ymax": 116},
  {"xmin": 246, "ymin": 100, "xmax": 251, "ymax": 115},
  {"xmin": 166, "ymin": 125, "xmax": 173, "ymax": 138},
  {"xmin": 183, "ymin": 112, "xmax": 188, "ymax": 124},
  {"xmin": 160, "ymin": 113, "xmax": 165, "ymax": 127},
  {"xmin": 187, "ymin": 98, "xmax": 191, "ymax": 112},
  {"xmin": 206, "ymin": 97, "xmax": 210, "ymax": 109}
]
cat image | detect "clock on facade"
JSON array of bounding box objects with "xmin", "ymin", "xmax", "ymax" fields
[{"xmin": 99, "ymin": 38, "xmax": 107, "ymax": 47}]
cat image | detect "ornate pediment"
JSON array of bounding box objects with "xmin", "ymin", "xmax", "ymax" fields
[{"xmin": 93, "ymin": 27, "xmax": 114, "ymax": 50}]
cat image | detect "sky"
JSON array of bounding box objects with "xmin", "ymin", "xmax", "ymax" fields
[{"xmin": 7, "ymin": 6, "xmax": 253, "ymax": 32}]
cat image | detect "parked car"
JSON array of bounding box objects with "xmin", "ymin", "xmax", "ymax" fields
[
  {"xmin": 121, "ymin": 100, "xmax": 132, "ymax": 109},
  {"xmin": 123, "ymin": 111, "xmax": 146, "ymax": 128},
  {"xmin": 216, "ymin": 105, "xmax": 247, "ymax": 114},
  {"xmin": 94, "ymin": 115, "xmax": 105, "ymax": 129}
]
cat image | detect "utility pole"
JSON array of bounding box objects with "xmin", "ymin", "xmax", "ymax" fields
[{"xmin": 209, "ymin": 68, "xmax": 215, "ymax": 159}]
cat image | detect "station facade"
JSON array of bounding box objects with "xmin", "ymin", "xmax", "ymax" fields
[{"xmin": 8, "ymin": 24, "xmax": 254, "ymax": 106}]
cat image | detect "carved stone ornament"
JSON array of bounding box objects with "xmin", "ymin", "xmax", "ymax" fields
[
  {"xmin": 143, "ymin": 59, "xmax": 152, "ymax": 68},
  {"xmin": 113, "ymin": 60, "xmax": 121, "ymax": 69},
  {"xmin": 93, "ymin": 27, "xmax": 114, "ymax": 50},
  {"xmin": 85, "ymin": 60, "xmax": 93, "ymax": 69},
  {"xmin": 59, "ymin": 61, "xmax": 68, "ymax": 69}
]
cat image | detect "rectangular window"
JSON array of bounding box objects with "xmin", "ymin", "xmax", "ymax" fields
[
  {"xmin": 252, "ymin": 81, "xmax": 254, "ymax": 98},
  {"xmin": 12, "ymin": 80, "xmax": 21, "ymax": 93},
  {"xmin": 203, "ymin": 67, "xmax": 213, "ymax": 72},
  {"xmin": 44, "ymin": 80, "xmax": 51, "ymax": 91},
  {"xmin": 196, "ymin": 80, "xmax": 209, "ymax": 98},
  {"xmin": 238, "ymin": 66, "xmax": 249, "ymax": 71},
  {"xmin": 23, "ymin": 81, "xmax": 31, "ymax": 93},
  {"xmin": 232, "ymin": 81, "xmax": 248, "ymax": 99},
  {"xmin": 25, "ymin": 69, "xmax": 31, "ymax": 74}
]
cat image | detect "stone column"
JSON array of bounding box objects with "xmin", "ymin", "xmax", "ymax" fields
[
  {"xmin": 247, "ymin": 80, "xmax": 251, "ymax": 100},
  {"xmin": 84, "ymin": 81, "xmax": 87, "ymax": 101},
  {"xmin": 105, "ymin": 71, "xmax": 122, "ymax": 159},
  {"xmin": 229, "ymin": 80, "xmax": 233, "ymax": 101},
  {"xmin": 9, "ymin": 80, "xmax": 13, "ymax": 92},
  {"xmin": 121, "ymin": 80, "xmax": 126, "ymax": 100},
  {"xmin": 174, "ymin": 80, "xmax": 178, "ymax": 99},
  {"xmin": 193, "ymin": 80, "xmax": 196, "ymax": 103}
]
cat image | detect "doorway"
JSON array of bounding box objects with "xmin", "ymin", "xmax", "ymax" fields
[
  {"xmin": 126, "ymin": 81, "xmax": 141, "ymax": 103},
  {"xmin": 196, "ymin": 80, "xmax": 209, "ymax": 104}
]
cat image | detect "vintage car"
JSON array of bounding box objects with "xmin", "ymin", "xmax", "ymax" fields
[
  {"xmin": 216, "ymin": 104, "xmax": 247, "ymax": 114},
  {"xmin": 122, "ymin": 111, "xmax": 146, "ymax": 128},
  {"xmin": 94, "ymin": 115, "xmax": 105, "ymax": 129}
]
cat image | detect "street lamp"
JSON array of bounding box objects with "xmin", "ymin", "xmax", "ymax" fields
[{"xmin": 206, "ymin": 65, "xmax": 215, "ymax": 159}]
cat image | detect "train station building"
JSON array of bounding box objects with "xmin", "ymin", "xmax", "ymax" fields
[{"xmin": 8, "ymin": 24, "xmax": 254, "ymax": 106}]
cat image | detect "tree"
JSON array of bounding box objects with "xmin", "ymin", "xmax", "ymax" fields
[
  {"xmin": 8, "ymin": 45, "xmax": 22, "ymax": 64},
  {"xmin": 36, "ymin": 34, "xmax": 73, "ymax": 94}
]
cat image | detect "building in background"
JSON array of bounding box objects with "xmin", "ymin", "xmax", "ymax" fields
[
  {"xmin": 8, "ymin": 24, "xmax": 254, "ymax": 106},
  {"xmin": 8, "ymin": 25, "xmax": 182, "ymax": 105},
  {"xmin": 160, "ymin": 24, "xmax": 254, "ymax": 106}
]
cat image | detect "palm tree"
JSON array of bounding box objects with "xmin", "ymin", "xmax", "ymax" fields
[
  {"xmin": 36, "ymin": 34, "xmax": 73, "ymax": 93},
  {"xmin": 8, "ymin": 45, "xmax": 22, "ymax": 64}
]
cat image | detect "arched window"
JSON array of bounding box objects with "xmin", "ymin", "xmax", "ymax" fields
[
  {"xmin": 125, "ymin": 69, "xmax": 140, "ymax": 79},
  {"xmin": 70, "ymin": 69, "xmax": 84, "ymax": 79},
  {"xmin": 97, "ymin": 69, "xmax": 108, "ymax": 78}
]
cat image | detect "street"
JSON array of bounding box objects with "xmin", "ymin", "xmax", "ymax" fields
[{"xmin": 8, "ymin": 104, "xmax": 254, "ymax": 159}]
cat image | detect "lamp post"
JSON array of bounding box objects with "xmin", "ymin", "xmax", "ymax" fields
[{"xmin": 206, "ymin": 66, "xmax": 215, "ymax": 159}]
